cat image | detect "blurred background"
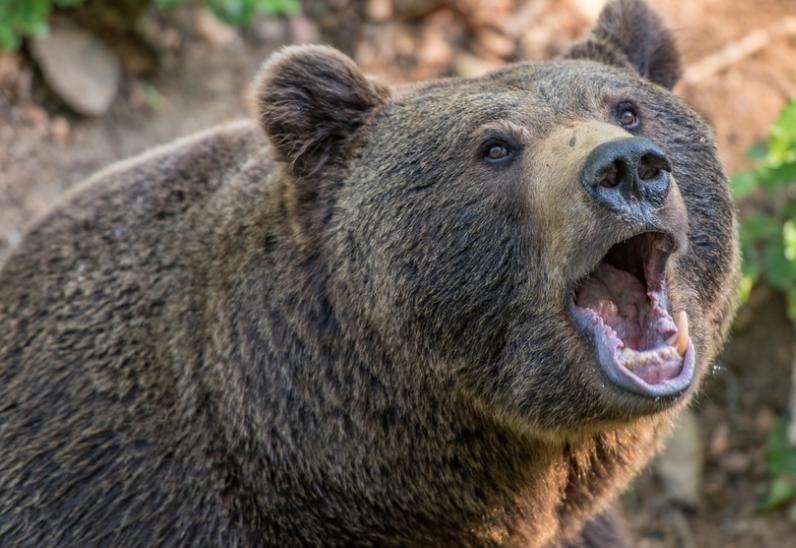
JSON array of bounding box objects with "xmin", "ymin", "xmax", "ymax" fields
[{"xmin": 1, "ymin": 0, "xmax": 796, "ymax": 546}]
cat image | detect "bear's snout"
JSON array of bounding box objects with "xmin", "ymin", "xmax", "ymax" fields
[{"xmin": 580, "ymin": 137, "xmax": 671, "ymax": 218}]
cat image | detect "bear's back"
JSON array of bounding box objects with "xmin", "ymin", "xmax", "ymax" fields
[{"xmin": 0, "ymin": 120, "xmax": 269, "ymax": 546}]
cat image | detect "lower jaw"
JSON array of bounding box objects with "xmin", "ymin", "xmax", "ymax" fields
[{"xmin": 595, "ymin": 338, "xmax": 696, "ymax": 398}]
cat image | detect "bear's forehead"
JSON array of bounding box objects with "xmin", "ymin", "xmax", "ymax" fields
[{"xmin": 383, "ymin": 60, "xmax": 663, "ymax": 137}]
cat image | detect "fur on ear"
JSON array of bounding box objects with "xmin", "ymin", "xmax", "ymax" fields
[
  {"xmin": 565, "ymin": 0, "xmax": 681, "ymax": 89},
  {"xmin": 256, "ymin": 45, "xmax": 390, "ymax": 179}
]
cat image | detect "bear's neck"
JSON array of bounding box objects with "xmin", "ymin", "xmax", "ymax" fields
[
  {"xmin": 200, "ymin": 280, "xmax": 665, "ymax": 544},
  {"xmin": 194, "ymin": 193, "xmax": 668, "ymax": 546}
]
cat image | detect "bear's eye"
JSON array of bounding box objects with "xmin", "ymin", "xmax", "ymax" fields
[
  {"xmin": 617, "ymin": 106, "xmax": 640, "ymax": 129},
  {"xmin": 482, "ymin": 142, "xmax": 514, "ymax": 164}
]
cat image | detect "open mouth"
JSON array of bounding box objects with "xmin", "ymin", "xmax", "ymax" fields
[{"xmin": 571, "ymin": 232, "xmax": 694, "ymax": 398}]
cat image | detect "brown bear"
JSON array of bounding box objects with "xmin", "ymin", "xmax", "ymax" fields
[{"xmin": 0, "ymin": 0, "xmax": 739, "ymax": 546}]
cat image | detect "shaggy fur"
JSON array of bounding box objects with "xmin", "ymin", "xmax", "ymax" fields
[{"xmin": 0, "ymin": 1, "xmax": 738, "ymax": 546}]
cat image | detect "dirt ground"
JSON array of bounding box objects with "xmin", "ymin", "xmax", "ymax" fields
[{"xmin": 1, "ymin": 0, "xmax": 796, "ymax": 546}]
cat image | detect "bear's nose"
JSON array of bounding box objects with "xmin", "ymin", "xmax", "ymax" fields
[{"xmin": 580, "ymin": 137, "xmax": 671, "ymax": 216}]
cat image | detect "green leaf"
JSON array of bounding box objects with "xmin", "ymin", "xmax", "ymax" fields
[
  {"xmin": 741, "ymin": 213, "xmax": 780, "ymax": 245},
  {"xmin": 764, "ymin": 99, "xmax": 796, "ymax": 180},
  {"xmin": 757, "ymin": 475, "xmax": 796, "ymax": 511},
  {"xmin": 730, "ymin": 171, "xmax": 758, "ymax": 200},
  {"xmin": 788, "ymin": 289, "xmax": 796, "ymax": 322},
  {"xmin": 765, "ymin": 236, "xmax": 796, "ymax": 290},
  {"xmin": 206, "ymin": 0, "xmax": 300, "ymax": 25},
  {"xmin": 759, "ymin": 161, "xmax": 796, "ymax": 189},
  {"xmin": 738, "ymin": 274, "xmax": 756, "ymax": 304},
  {"xmin": 156, "ymin": 0, "xmax": 186, "ymax": 8},
  {"xmin": 758, "ymin": 419, "xmax": 796, "ymax": 512},
  {"xmin": 746, "ymin": 142, "xmax": 769, "ymax": 161},
  {"xmin": 767, "ymin": 419, "xmax": 788, "ymax": 476},
  {"xmin": 765, "ymin": 419, "xmax": 796, "ymax": 476},
  {"xmin": 788, "ymin": 501, "xmax": 796, "ymax": 524},
  {"xmin": 0, "ymin": 0, "xmax": 83, "ymax": 51},
  {"xmin": 784, "ymin": 219, "xmax": 796, "ymax": 261}
]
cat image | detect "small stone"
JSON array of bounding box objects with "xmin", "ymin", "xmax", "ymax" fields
[
  {"xmin": 755, "ymin": 407, "xmax": 776, "ymax": 432},
  {"xmin": 21, "ymin": 104, "xmax": 48, "ymax": 127},
  {"xmin": 50, "ymin": 116, "xmax": 71, "ymax": 144},
  {"xmin": 475, "ymin": 29, "xmax": 516, "ymax": 59},
  {"xmin": 0, "ymin": 51, "xmax": 22, "ymax": 91},
  {"xmin": 288, "ymin": 16, "xmax": 321, "ymax": 44},
  {"xmin": 720, "ymin": 451, "xmax": 750, "ymax": 474},
  {"xmin": 195, "ymin": 8, "xmax": 238, "ymax": 47},
  {"xmin": 569, "ymin": 0, "xmax": 604, "ymax": 21},
  {"xmin": 709, "ymin": 422, "xmax": 731, "ymax": 456},
  {"xmin": 29, "ymin": 22, "xmax": 120, "ymax": 116},
  {"xmin": 418, "ymin": 9, "xmax": 457, "ymax": 67},
  {"xmin": 250, "ymin": 17, "xmax": 287, "ymax": 44},
  {"xmin": 136, "ymin": 12, "xmax": 182, "ymax": 51},
  {"xmin": 4, "ymin": 229, "xmax": 21, "ymax": 250},
  {"xmin": 454, "ymin": 53, "xmax": 504, "ymax": 78},
  {"xmin": 367, "ymin": 0, "xmax": 393, "ymax": 21}
]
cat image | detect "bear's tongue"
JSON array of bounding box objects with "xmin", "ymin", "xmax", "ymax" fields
[
  {"xmin": 575, "ymin": 262, "xmax": 685, "ymax": 385},
  {"xmin": 576, "ymin": 263, "xmax": 648, "ymax": 349}
]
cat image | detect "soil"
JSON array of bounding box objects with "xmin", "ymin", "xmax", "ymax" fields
[{"xmin": 1, "ymin": 1, "xmax": 796, "ymax": 546}]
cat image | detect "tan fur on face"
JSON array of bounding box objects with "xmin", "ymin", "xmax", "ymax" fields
[{"xmin": 527, "ymin": 120, "xmax": 632, "ymax": 287}]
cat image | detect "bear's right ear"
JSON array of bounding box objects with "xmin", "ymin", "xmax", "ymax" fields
[
  {"xmin": 564, "ymin": 0, "xmax": 681, "ymax": 89},
  {"xmin": 256, "ymin": 45, "xmax": 390, "ymax": 179}
]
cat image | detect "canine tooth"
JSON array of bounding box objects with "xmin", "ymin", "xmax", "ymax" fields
[
  {"xmin": 674, "ymin": 310, "xmax": 689, "ymax": 356},
  {"xmin": 666, "ymin": 332, "xmax": 677, "ymax": 346}
]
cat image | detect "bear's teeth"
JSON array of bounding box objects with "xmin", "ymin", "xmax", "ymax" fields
[{"xmin": 673, "ymin": 311, "xmax": 688, "ymax": 356}]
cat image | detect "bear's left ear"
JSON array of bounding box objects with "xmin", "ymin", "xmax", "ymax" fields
[
  {"xmin": 256, "ymin": 45, "xmax": 390, "ymax": 179},
  {"xmin": 564, "ymin": 0, "xmax": 680, "ymax": 90}
]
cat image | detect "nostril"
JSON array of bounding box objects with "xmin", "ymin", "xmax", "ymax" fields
[
  {"xmin": 598, "ymin": 160, "xmax": 625, "ymax": 188},
  {"xmin": 637, "ymin": 153, "xmax": 670, "ymax": 182}
]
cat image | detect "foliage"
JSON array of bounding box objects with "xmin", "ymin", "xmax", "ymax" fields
[
  {"xmin": 738, "ymin": 99, "xmax": 796, "ymax": 519},
  {"xmin": 732, "ymin": 99, "xmax": 796, "ymax": 315},
  {"xmin": 756, "ymin": 419, "xmax": 796, "ymax": 520},
  {"xmin": 157, "ymin": 0, "xmax": 299, "ymax": 26},
  {"xmin": 0, "ymin": 0, "xmax": 83, "ymax": 50},
  {"xmin": 0, "ymin": 0, "xmax": 300, "ymax": 51}
]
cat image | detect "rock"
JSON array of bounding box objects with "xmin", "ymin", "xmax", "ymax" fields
[
  {"xmin": 0, "ymin": 51, "xmax": 22, "ymax": 92},
  {"xmin": 21, "ymin": 104, "xmax": 49, "ymax": 127},
  {"xmin": 50, "ymin": 116, "xmax": 71, "ymax": 144},
  {"xmin": 195, "ymin": 8, "xmax": 238, "ymax": 47},
  {"xmin": 454, "ymin": 53, "xmax": 504, "ymax": 78},
  {"xmin": 708, "ymin": 422, "xmax": 731, "ymax": 456},
  {"xmin": 30, "ymin": 22, "xmax": 120, "ymax": 116},
  {"xmin": 474, "ymin": 28, "xmax": 516, "ymax": 59},
  {"xmin": 418, "ymin": 9, "xmax": 457, "ymax": 66},
  {"xmin": 137, "ymin": 13, "xmax": 182, "ymax": 51},
  {"xmin": 3, "ymin": 229, "xmax": 21, "ymax": 250},
  {"xmin": 755, "ymin": 407, "xmax": 776, "ymax": 431},
  {"xmin": 0, "ymin": 50, "xmax": 32, "ymax": 102},
  {"xmin": 655, "ymin": 409, "xmax": 703, "ymax": 508},
  {"xmin": 720, "ymin": 451, "xmax": 751, "ymax": 474},
  {"xmin": 453, "ymin": 0, "xmax": 515, "ymax": 29},
  {"xmin": 568, "ymin": 0, "xmax": 605, "ymax": 21},
  {"xmin": 250, "ymin": 16, "xmax": 287, "ymax": 44},
  {"xmin": 288, "ymin": 16, "xmax": 321, "ymax": 45},
  {"xmin": 367, "ymin": 0, "xmax": 394, "ymax": 21}
]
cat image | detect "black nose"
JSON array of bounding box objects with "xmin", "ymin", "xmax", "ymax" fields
[{"xmin": 580, "ymin": 137, "xmax": 671, "ymax": 216}]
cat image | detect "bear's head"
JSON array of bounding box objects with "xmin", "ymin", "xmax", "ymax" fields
[{"xmin": 256, "ymin": 0, "xmax": 739, "ymax": 435}]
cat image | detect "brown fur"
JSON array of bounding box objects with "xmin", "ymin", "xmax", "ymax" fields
[{"xmin": 0, "ymin": 1, "xmax": 738, "ymax": 546}]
